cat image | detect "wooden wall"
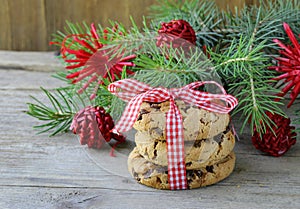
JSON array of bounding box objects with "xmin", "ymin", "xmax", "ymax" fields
[{"xmin": 0, "ymin": 0, "xmax": 258, "ymax": 51}]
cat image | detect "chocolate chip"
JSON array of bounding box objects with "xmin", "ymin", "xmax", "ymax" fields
[
  {"xmin": 137, "ymin": 109, "xmax": 150, "ymax": 121},
  {"xmin": 156, "ymin": 177, "xmax": 162, "ymax": 184},
  {"xmin": 195, "ymin": 170, "xmax": 203, "ymax": 178},
  {"xmin": 206, "ymin": 165, "xmax": 214, "ymax": 173},
  {"xmin": 154, "ymin": 141, "xmax": 158, "ymax": 148},
  {"xmin": 137, "ymin": 115, "xmax": 142, "ymax": 121},
  {"xmin": 186, "ymin": 162, "xmax": 192, "ymax": 167},
  {"xmin": 133, "ymin": 170, "xmax": 139, "ymax": 179},
  {"xmin": 150, "ymin": 103, "xmax": 161, "ymax": 109},
  {"xmin": 153, "ymin": 141, "xmax": 158, "ymax": 159},
  {"xmin": 193, "ymin": 140, "xmax": 202, "ymax": 148},
  {"xmin": 223, "ymin": 124, "xmax": 231, "ymax": 134},
  {"xmin": 200, "ymin": 118, "xmax": 207, "ymax": 125},
  {"xmin": 186, "ymin": 170, "xmax": 203, "ymax": 184},
  {"xmin": 153, "ymin": 149, "xmax": 157, "ymax": 158}
]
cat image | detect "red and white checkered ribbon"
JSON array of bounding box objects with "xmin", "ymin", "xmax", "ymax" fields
[{"xmin": 108, "ymin": 79, "xmax": 238, "ymax": 190}]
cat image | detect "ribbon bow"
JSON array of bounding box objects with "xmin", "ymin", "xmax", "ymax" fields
[{"xmin": 108, "ymin": 79, "xmax": 238, "ymax": 190}]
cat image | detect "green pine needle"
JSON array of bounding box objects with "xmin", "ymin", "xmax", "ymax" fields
[
  {"xmin": 149, "ymin": 0, "xmax": 223, "ymax": 47},
  {"xmin": 210, "ymin": 35, "xmax": 285, "ymax": 135},
  {"xmin": 221, "ymin": 0, "xmax": 300, "ymax": 54},
  {"xmin": 132, "ymin": 45, "xmax": 216, "ymax": 88},
  {"xmin": 27, "ymin": 88, "xmax": 83, "ymax": 136},
  {"xmin": 295, "ymin": 106, "xmax": 300, "ymax": 134}
]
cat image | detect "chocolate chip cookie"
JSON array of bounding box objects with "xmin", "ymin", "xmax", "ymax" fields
[
  {"xmin": 133, "ymin": 100, "xmax": 230, "ymax": 140},
  {"xmin": 128, "ymin": 147, "xmax": 236, "ymax": 189},
  {"xmin": 135, "ymin": 128, "xmax": 235, "ymax": 169}
]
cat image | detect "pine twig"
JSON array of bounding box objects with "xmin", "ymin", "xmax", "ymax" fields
[
  {"xmin": 148, "ymin": 0, "xmax": 224, "ymax": 47},
  {"xmin": 132, "ymin": 44, "xmax": 215, "ymax": 88},
  {"xmin": 27, "ymin": 88, "xmax": 82, "ymax": 136},
  {"xmin": 210, "ymin": 36, "xmax": 285, "ymax": 135}
]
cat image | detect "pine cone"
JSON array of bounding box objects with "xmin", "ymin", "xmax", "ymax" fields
[
  {"xmin": 157, "ymin": 19, "xmax": 196, "ymax": 48},
  {"xmin": 71, "ymin": 106, "xmax": 125, "ymax": 150},
  {"xmin": 252, "ymin": 112, "xmax": 297, "ymax": 157}
]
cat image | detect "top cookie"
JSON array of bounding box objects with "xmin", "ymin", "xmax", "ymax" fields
[{"xmin": 133, "ymin": 100, "xmax": 230, "ymax": 140}]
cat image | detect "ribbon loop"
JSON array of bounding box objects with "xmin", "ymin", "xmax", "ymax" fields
[{"xmin": 108, "ymin": 79, "xmax": 238, "ymax": 190}]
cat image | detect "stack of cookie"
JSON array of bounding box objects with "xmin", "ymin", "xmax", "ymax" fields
[{"xmin": 128, "ymin": 100, "xmax": 236, "ymax": 189}]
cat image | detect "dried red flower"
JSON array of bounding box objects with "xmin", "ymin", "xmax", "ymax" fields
[
  {"xmin": 70, "ymin": 106, "xmax": 125, "ymax": 156},
  {"xmin": 270, "ymin": 22, "xmax": 300, "ymax": 108},
  {"xmin": 157, "ymin": 19, "xmax": 196, "ymax": 48},
  {"xmin": 252, "ymin": 112, "xmax": 296, "ymax": 157},
  {"xmin": 56, "ymin": 24, "xmax": 136, "ymax": 99}
]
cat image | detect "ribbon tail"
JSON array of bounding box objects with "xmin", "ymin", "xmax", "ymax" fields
[{"xmin": 166, "ymin": 97, "xmax": 187, "ymax": 190}]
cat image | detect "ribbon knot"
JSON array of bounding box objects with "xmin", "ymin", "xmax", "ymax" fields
[{"xmin": 108, "ymin": 79, "xmax": 238, "ymax": 190}]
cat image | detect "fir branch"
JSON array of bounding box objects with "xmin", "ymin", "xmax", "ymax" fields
[
  {"xmin": 231, "ymin": 73, "xmax": 285, "ymax": 134},
  {"xmin": 148, "ymin": 0, "xmax": 224, "ymax": 47},
  {"xmin": 210, "ymin": 36, "xmax": 285, "ymax": 134},
  {"xmin": 223, "ymin": 0, "xmax": 300, "ymax": 54},
  {"xmin": 100, "ymin": 17, "xmax": 155, "ymax": 59},
  {"xmin": 51, "ymin": 21, "xmax": 93, "ymax": 48},
  {"xmin": 211, "ymin": 36, "xmax": 271, "ymax": 83},
  {"xmin": 27, "ymin": 88, "xmax": 86, "ymax": 136},
  {"xmin": 27, "ymin": 80, "xmax": 119, "ymax": 136},
  {"xmin": 210, "ymin": 0, "xmax": 300, "ymax": 135},
  {"xmin": 132, "ymin": 44, "xmax": 216, "ymax": 88},
  {"xmin": 51, "ymin": 70, "xmax": 72, "ymax": 84},
  {"xmin": 100, "ymin": 17, "xmax": 218, "ymax": 88},
  {"xmin": 93, "ymin": 85, "xmax": 116, "ymax": 111},
  {"xmin": 108, "ymin": 96, "xmax": 126, "ymax": 123},
  {"xmin": 260, "ymin": 0, "xmax": 300, "ymax": 35}
]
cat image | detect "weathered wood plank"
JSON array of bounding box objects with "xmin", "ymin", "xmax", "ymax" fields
[
  {"xmin": 0, "ymin": 0, "xmax": 12, "ymax": 50},
  {"xmin": 0, "ymin": 69, "xmax": 299, "ymax": 209},
  {"xmin": 0, "ymin": 51, "xmax": 63, "ymax": 72},
  {"xmin": 0, "ymin": 0, "xmax": 158, "ymax": 51},
  {"xmin": 1, "ymin": 183, "xmax": 299, "ymax": 209},
  {"xmin": 5, "ymin": 0, "xmax": 48, "ymax": 51}
]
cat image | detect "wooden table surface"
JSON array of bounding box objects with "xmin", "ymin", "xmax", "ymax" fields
[{"xmin": 1, "ymin": 58, "xmax": 300, "ymax": 209}]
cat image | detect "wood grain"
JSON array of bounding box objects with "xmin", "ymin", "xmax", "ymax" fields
[
  {"xmin": 0, "ymin": 0, "xmax": 257, "ymax": 51},
  {"xmin": 0, "ymin": 67, "xmax": 299, "ymax": 209},
  {"xmin": 0, "ymin": 0, "xmax": 12, "ymax": 50},
  {"xmin": 4, "ymin": 0, "xmax": 48, "ymax": 51}
]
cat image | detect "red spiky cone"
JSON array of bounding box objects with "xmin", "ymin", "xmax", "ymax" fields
[
  {"xmin": 156, "ymin": 19, "xmax": 196, "ymax": 50},
  {"xmin": 157, "ymin": 19, "xmax": 196, "ymax": 45},
  {"xmin": 71, "ymin": 106, "xmax": 125, "ymax": 156},
  {"xmin": 252, "ymin": 112, "xmax": 296, "ymax": 157}
]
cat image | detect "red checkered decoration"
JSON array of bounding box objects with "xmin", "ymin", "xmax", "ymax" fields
[{"xmin": 108, "ymin": 79, "xmax": 238, "ymax": 190}]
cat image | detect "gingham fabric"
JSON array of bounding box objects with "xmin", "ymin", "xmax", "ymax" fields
[{"xmin": 108, "ymin": 79, "xmax": 238, "ymax": 190}]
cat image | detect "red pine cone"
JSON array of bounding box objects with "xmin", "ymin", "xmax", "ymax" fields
[
  {"xmin": 157, "ymin": 19, "xmax": 196, "ymax": 48},
  {"xmin": 70, "ymin": 106, "xmax": 125, "ymax": 152},
  {"xmin": 252, "ymin": 112, "xmax": 296, "ymax": 157}
]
